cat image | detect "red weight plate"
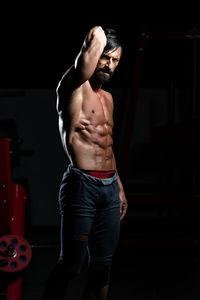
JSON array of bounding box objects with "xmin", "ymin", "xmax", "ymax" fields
[{"xmin": 0, "ymin": 235, "xmax": 32, "ymax": 273}]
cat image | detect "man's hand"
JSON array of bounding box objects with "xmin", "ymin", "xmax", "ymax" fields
[
  {"xmin": 119, "ymin": 189, "xmax": 128, "ymax": 220},
  {"xmin": 116, "ymin": 174, "xmax": 128, "ymax": 220},
  {"xmin": 84, "ymin": 26, "xmax": 107, "ymax": 52}
]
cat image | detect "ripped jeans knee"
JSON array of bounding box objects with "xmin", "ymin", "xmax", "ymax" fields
[{"xmin": 58, "ymin": 234, "xmax": 89, "ymax": 278}]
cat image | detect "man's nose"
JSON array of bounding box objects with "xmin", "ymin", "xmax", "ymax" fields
[{"xmin": 105, "ymin": 58, "xmax": 113, "ymax": 69}]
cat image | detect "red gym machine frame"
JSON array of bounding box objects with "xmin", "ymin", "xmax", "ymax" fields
[
  {"xmin": 0, "ymin": 137, "xmax": 32, "ymax": 300},
  {"xmin": 118, "ymin": 28, "xmax": 200, "ymax": 198},
  {"xmin": 118, "ymin": 28, "xmax": 200, "ymax": 246}
]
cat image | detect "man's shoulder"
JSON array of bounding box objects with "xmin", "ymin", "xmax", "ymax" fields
[
  {"xmin": 56, "ymin": 65, "xmax": 75, "ymax": 91},
  {"xmin": 102, "ymin": 89, "xmax": 113, "ymax": 104},
  {"xmin": 57, "ymin": 65, "xmax": 92, "ymax": 95}
]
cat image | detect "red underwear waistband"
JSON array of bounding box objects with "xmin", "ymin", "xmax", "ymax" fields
[{"xmin": 81, "ymin": 169, "xmax": 116, "ymax": 179}]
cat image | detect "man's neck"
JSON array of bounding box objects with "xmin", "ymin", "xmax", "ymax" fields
[{"xmin": 89, "ymin": 78, "xmax": 103, "ymax": 91}]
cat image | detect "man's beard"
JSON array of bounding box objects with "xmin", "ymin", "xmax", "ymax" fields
[{"xmin": 92, "ymin": 67, "xmax": 113, "ymax": 84}]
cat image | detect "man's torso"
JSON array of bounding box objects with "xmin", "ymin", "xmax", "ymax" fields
[{"xmin": 57, "ymin": 80, "xmax": 115, "ymax": 170}]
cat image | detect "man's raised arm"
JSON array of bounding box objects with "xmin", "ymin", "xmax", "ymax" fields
[{"xmin": 57, "ymin": 26, "xmax": 107, "ymax": 94}]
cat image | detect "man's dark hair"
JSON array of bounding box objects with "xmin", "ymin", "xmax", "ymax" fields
[{"xmin": 103, "ymin": 28, "xmax": 123, "ymax": 54}]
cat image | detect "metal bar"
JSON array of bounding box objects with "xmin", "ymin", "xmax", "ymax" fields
[
  {"xmin": 146, "ymin": 31, "xmax": 200, "ymax": 40},
  {"xmin": 192, "ymin": 28, "xmax": 198, "ymax": 193},
  {"xmin": 126, "ymin": 193, "xmax": 200, "ymax": 205},
  {"xmin": 118, "ymin": 29, "xmax": 147, "ymax": 180}
]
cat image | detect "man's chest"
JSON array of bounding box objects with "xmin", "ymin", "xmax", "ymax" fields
[{"xmin": 81, "ymin": 92, "xmax": 114, "ymax": 127}]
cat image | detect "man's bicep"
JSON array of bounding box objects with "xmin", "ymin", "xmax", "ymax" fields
[
  {"xmin": 57, "ymin": 63, "xmax": 89, "ymax": 94},
  {"xmin": 56, "ymin": 66, "xmax": 78, "ymax": 94}
]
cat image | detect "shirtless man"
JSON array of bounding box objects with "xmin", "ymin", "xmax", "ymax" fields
[{"xmin": 43, "ymin": 26, "xmax": 128, "ymax": 300}]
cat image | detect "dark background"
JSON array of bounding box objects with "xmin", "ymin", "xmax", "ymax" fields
[
  {"xmin": 1, "ymin": 1, "xmax": 200, "ymax": 250},
  {"xmin": 1, "ymin": 5, "xmax": 200, "ymax": 299},
  {"xmin": 1, "ymin": 4, "xmax": 199, "ymax": 89}
]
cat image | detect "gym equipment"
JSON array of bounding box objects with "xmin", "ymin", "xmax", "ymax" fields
[
  {"xmin": 0, "ymin": 235, "xmax": 32, "ymax": 273},
  {"xmin": 0, "ymin": 137, "xmax": 32, "ymax": 299},
  {"xmin": 118, "ymin": 28, "xmax": 200, "ymax": 247}
]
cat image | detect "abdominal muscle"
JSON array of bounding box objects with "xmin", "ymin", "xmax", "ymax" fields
[{"xmin": 63, "ymin": 121, "xmax": 115, "ymax": 170}]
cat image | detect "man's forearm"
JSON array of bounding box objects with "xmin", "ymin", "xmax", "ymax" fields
[
  {"xmin": 112, "ymin": 152, "xmax": 125, "ymax": 192},
  {"xmin": 74, "ymin": 26, "xmax": 107, "ymax": 82},
  {"xmin": 117, "ymin": 175, "xmax": 125, "ymax": 192}
]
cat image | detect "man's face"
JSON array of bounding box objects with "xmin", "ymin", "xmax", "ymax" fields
[{"xmin": 93, "ymin": 47, "xmax": 122, "ymax": 84}]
